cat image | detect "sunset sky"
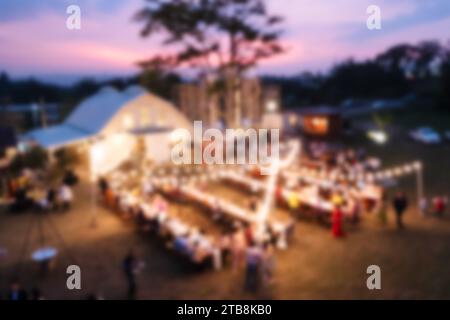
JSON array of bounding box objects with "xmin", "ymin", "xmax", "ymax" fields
[{"xmin": 0, "ymin": 0, "xmax": 449, "ymax": 85}]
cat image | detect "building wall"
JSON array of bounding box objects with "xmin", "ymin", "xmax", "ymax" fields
[
  {"xmin": 176, "ymin": 77, "xmax": 281, "ymax": 128},
  {"xmin": 144, "ymin": 132, "xmax": 173, "ymax": 164},
  {"xmin": 89, "ymin": 133, "xmax": 136, "ymax": 178}
]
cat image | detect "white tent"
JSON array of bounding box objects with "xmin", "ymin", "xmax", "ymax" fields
[{"xmin": 25, "ymin": 86, "xmax": 193, "ymax": 176}]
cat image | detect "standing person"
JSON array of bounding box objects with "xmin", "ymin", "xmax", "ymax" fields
[
  {"xmin": 331, "ymin": 205, "xmax": 344, "ymax": 238},
  {"xmin": 433, "ymin": 196, "xmax": 446, "ymax": 218},
  {"xmin": 59, "ymin": 184, "xmax": 73, "ymax": 211},
  {"xmin": 392, "ymin": 192, "xmax": 408, "ymax": 230},
  {"xmin": 244, "ymin": 243, "xmax": 261, "ymax": 292},
  {"xmin": 122, "ymin": 249, "xmax": 138, "ymax": 299}
]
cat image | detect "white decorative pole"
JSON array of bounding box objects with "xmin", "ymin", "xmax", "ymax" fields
[{"xmin": 415, "ymin": 162, "xmax": 424, "ymax": 216}]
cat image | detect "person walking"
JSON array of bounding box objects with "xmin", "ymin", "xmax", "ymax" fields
[
  {"xmin": 392, "ymin": 192, "xmax": 408, "ymax": 230},
  {"xmin": 244, "ymin": 243, "xmax": 262, "ymax": 292}
]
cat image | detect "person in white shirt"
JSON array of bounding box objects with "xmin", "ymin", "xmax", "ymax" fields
[{"xmin": 59, "ymin": 184, "xmax": 73, "ymax": 211}]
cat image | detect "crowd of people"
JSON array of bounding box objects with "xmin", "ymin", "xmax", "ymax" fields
[
  {"xmin": 6, "ymin": 169, "xmax": 76, "ymax": 214},
  {"xmin": 420, "ymin": 195, "xmax": 449, "ymax": 218},
  {"xmin": 35, "ymin": 184, "xmax": 74, "ymax": 212},
  {"xmin": 307, "ymin": 143, "xmax": 381, "ymax": 176},
  {"xmin": 100, "ymin": 177, "xmax": 225, "ymax": 270},
  {"xmin": 98, "ymin": 174, "xmax": 285, "ymax": 297}
]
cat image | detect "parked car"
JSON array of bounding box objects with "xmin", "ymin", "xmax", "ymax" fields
[{"xmin": 409, "ymin": 127, "xmax": 442, "ymax": 144}]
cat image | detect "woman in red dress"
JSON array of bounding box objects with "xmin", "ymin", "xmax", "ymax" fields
[{"xmin": 332, "ymin": 205, "xmax": 344, "ymax": 238}]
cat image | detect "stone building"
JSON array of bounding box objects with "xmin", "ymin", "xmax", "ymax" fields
[{"xmin": 176, "ymin": 76, "xmax": 281, "ymax": 129}]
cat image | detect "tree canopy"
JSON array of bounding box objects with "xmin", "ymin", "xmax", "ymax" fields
[{"xmin": 135, "ymin": 0, "xmax": 284, "ymax": 77}]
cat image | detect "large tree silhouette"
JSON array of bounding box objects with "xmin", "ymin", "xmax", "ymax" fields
[{"xmin": 134, "ymin": 0, "xmax": 284, "ymax": 126}]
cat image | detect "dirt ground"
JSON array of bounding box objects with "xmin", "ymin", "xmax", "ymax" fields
[{"xmin": 1, "ymin": 178, "xmax": 450, "ymax": 300}]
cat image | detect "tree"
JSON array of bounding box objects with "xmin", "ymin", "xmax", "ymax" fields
[
  {"xmin": 139, "ymin": 68, "xmax": 181, "ymax": 99},
  {"xmin": 9, "ymin": 146, "xmax": 48, "ymax": 175},
  {"xmin": 375, "ymin": 42, "xmax": 445, "ymax": 80},
  {"xmin": 323, "ymin": 59, "xmax": 409, "ymax": 103},
  {"xmin": 438, "ymin": 48, "xmax": 450, "ymax": 110},
  {"xmin": 134, "ymin": 0, "xmax": 285, "ymax": 126}
]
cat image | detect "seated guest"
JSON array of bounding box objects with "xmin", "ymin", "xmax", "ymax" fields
[{"xmin": 174, "ymin": 234, "xmax": 191, "ymax": 255}]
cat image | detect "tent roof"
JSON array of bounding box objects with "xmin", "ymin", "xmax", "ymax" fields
[
  {"xmin": 24, "ymin": 85, "xmax": 191, "ymax": 149},
  {"xmin": 65, "ymin": 86, "xmax": 144, "ymax": 134},
  {"xmin": 26, "ymin": 124, "xmax": 90, "ymax": 149}
]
